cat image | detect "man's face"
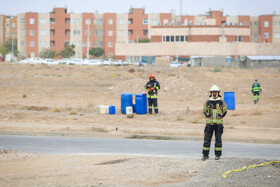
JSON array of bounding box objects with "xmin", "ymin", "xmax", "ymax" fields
[
  {"xmin": 150, "ymin": 77, "xmax": 154, "ymax": 81},
  {"xmin": 212, "ymin": 91, "xmax": 218, "ymax": 97}
]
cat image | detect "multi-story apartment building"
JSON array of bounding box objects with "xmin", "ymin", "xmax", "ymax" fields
[
  {"xmin": 10, "ymin": 7, "xmax": 280, "ymax": 59},
  {"xmin": 0, "ymin": 15, "xmax": 17, "ymax": 46}
]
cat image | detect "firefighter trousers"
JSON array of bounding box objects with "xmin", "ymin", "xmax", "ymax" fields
[
  {"xmin": 202, "ymin": 124, "xmax": 224, "ymax": 156},
  {"xmin": 148, "ymin": 98, "xmax": 158, "ymax": 114}
]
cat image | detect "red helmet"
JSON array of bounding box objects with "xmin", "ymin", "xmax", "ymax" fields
[{"xmin": 149, "ymin": 74, "xmax": 155, "ymax": 78}]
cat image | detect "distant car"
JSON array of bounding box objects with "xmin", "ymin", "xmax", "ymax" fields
[
  {"xmin": 68, "ymin": 58, "xmax": 87, "ymax": 65},
  {"xmin": 112, "ymin": 60, "xmax": 123, "ymax": 66},
  {"xmin": 123, "ymin": 61, "xmax": 132, "ymax": 66},
  {"xmin": 103, "ymin": 59, "xmax": 114, "ymax": 65},
  {"xmin": 170, "ymin": 62, "xmax": 184, "ymax": 67},
  {"xmin": 0, "ymin": 56, "xmax": 5, "ymax": 62},
  {"xmin": 57, "ymin": 58, "xmax": 72, "ymax": 64},
  {"xmin": 42, "ymin": 59, "xmax": 59, "ymax": 65},
  {"xmin": 84, "ymin": 59, "xmax": 102, "ymax": 66},
  {"xmin": 19, "ymin": 57, "xmax": 43, "ymax": 64}
]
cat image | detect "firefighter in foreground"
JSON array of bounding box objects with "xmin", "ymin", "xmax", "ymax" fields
[
  {"xmin": 144, "ymin": 74, "xmax": 160, "ymax": 114},
  {"xmin": 202, "ymin": 85, "xmax": 227, "ymax": 161},
  {"xmin": 252, "ymin": 79, "xmax": 262, "ymax": 104}
]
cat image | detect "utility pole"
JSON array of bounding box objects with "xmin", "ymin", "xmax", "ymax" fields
[
  {"xmin": 11, "ymin": 16, "xmax": 14, "ymax": 62},
  {"xmin": 86, "ymin": 19, "xmax": 90, "ymax": 60}
]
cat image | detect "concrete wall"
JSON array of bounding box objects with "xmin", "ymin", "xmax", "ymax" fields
[
  {"xmin": 0, "ymin": 16, "xmax": 4, "ymax": 46},
  {"xmin": 116, "ymin": 14, "xmax": 128, "ymax": 44},
  {"xmin": 115, "ymin": 42, "xmax": 280, "ymax": 56}
]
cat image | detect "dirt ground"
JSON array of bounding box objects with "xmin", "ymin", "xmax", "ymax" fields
[
  {"xmin": 0, "ymin": 63, "xmax": 279, "ymax": 142},
  {"xmin": 0, "ymin": 63, "xmax": 280, "ymax": 186}
]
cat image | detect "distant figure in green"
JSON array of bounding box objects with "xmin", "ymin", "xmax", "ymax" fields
[{"xmin": 252, "ymin": 79, "xmax": 262, "ymax": 104}]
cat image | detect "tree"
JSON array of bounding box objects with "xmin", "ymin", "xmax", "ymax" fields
[
  {"xmin": 5, "ymin": 38, "xmax": 19, "ymax": 57},
  {"xmin": 39, "ymin": 48, "xmax": 56, "ymax": 59},
  {"xmin": 136, "ymin": 38, "xmax": 151, "ymax": 43},
  {"xmin": 57, "ymin": 42, "xmax": 75, "ymax": 58},
  {"xmin": 89, "ymin": 47, "xmax": 104, "ymax": 58},
  {"xmin": 0, "ymin": 45, "xmax": 8, "ymax": 56}
]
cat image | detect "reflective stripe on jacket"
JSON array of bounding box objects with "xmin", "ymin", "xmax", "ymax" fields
[
  {"xmin": 203, "ymin": 98, "xmax": 227, "ymax": 125},
  {"xmin": 252, "ymin": 82, "xmax": 261, "ymax": 92},
  {"xmin": 145, "ymin": 79, "xmax": 160, "ymax": 99}
]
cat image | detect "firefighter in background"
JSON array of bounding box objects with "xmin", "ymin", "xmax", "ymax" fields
[
  {"xmin": 144, "ymin": 74, "xmax": 160, "ymax": 114},
  {"xmin": 202, "ymin": 85, "xmax": 227, "ymax": 161},
  {"xmin": 252, "ymin": 79, "xmax": 262, "ymax": 104}
]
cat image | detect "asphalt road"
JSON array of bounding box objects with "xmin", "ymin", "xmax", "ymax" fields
[{"xmin": 1, "ymin": 135, "xmax": 280, "ymax": 159}]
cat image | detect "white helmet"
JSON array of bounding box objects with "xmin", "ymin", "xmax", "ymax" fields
[
  {"xmin": 210, "ymin": 85, "xmax": 220, "ymax": 92},
  {"xmin": 209, "ymin": 85, "xmax": 220, "ymax": 98}
]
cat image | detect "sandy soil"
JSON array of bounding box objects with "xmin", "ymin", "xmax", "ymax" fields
[{"xmin": 0, "ymin": 63, "xmax": 279, "ymax": 142}]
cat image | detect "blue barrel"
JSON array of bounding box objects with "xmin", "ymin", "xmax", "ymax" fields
[
  {"xmin": 224, "ymin": 92, "xmax": 235, "ymax": 110},
  {"xmin": 121, "ymin": 93, "xmax": 133, "ymax": 114},
  {"xmin": 135, "ymin": 93, "xmax": 147, "ymax": 114},
  {"xmin": 108, "ymin": 105, "xmax": 115, "ymax": 115}
]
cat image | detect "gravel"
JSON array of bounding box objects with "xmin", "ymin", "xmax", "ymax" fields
[{"xmin": 185, "ymin": 157, "xmax": 280, "ymax": 187}]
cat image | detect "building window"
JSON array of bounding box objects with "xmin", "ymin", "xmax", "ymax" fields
[
  {"xmin": 50, "ymin": 30, "xmax": 55, "ymax": 36},
  {"xmin": 29, "ymin": 18, "xmax": 35, "ymax": 24},
  {"xmin": 128, "ymin": 30, "xmax": 133, "ymax": 36},
  {"xmin": 264, "ymin": 32, "xmax": 269, "ymax": 38},
  {"xmin": 171, "ymin": 36, "xmax": 174, "ymax": 42},
  {"xmin": 176, "ymin": 36, "xmax": 180, "ymax": 42},
  {"xmin": 99, "ymin": 19, "xmax": 103, "ymax": 25},
  {"xmin": 50, "ymin": 18, "xmax": 55, "ymax": 24},
  {"xmin": 128, "ymin": 40, "xmax": 133, "ymax": 43},
  {"xmin": 143, "ymin": 30, "xmax": 148, "ymax": 36},
  {"xmin": 108, "ymin": 19, "xmax": 113, "ymax": 24},
  {"xmin": 65, "ymin": 41, "xmax": 71, "ymax": 46},
  {"xmin": 254, "ymin": 21, "xmax": 258, "ymax": 26},
  {"xmin": 162, "ymin": 36, "xmax": 166, "ymax": 42},
  {"xmin": 274, "ymin": 21, "xmax": 280, "ymax": 26},
  {"xmin": 99, "ymin": 31, "xmax": 104, "ymax": 36},
  {"xmin": 180, "ymin": 36, "xmax": 185, "ymax": 42},
  {"xmin": 74, "ymin": 41, "xmax": 80, "ymax": 47},
  {"xmin": 73, "ymin": 30, "xmax": 80, "ymax": 35},
  {"xmin": 21, "ymin": 41, "xmax": 25, "ymax": 46},
  {"xmin": 86, "ymin": 19, "xmax": 91, "ymax": 25},
  {"xmin": 264, "ymin": 21, "xmax": 269, "ymax": 27},
  {"xmin": 21, "ymin": 30, "xmax": 25, "ymax": 36},
  {"xmin": 65, "ymin": 30, "xmax": 70, "ymax": 36},
  {"xmin": 274, "ymin": 32, "xmax": 280, "ymax": 38},
  {"xmin": 30, "ymin": 52, "xmax": 35, "ymax": 57},
  {"xmin": 108, "ymin": 41, "xmax": 113, "ymax": 47},
  {"xmin": 108, "ymin": 30, "xmax": 113, "ymax": 36},
  {"xmin": 40, "ymin": 41, "xmax": 47, "ymax": 47},
  {"xmin": 65, "ymin": 18, "xmax": 70, "ymax": 24},
  {"xmin": 99, "ymin": 42, "xmax": 103, "ymax": 47},
  {"xmin": 74, "ymin": 19, "xmax": 80, "ymax": 24},
  {"xmin": 40, "ymin": 30, "xmax": 46, "ymax": 36},
  {"xmin": 128, "ymin": 18, "xmax": 133, "ymax": 24},
  {"xmin": 166, "ymin": 36, "xmax": 170, "ymax": 42},
  {"xmin": 151, "ymin": 19, "xmax": 158, "ymax": 26},
  {"xmin": 30, "ymin": 41, "xmax": 35, "ymax": 47},
  {"xmin": 94, "ymin": 30, "xmax": 98, "ymax": 36},
  {"xmin": 12, "ymin": 23, "xmax": 15, "ymax": 28},
  {"xmin": 86, "ymin": 30, "xmax": 91, "ymax": 36},
  {"xmin": 94, "ymin": 19, "xmax": 98, "ymax": 25},
  {"xmin": 5, "ymin": 32, "xmax": 9, "ymax": 36},
  {"xmin": 39, "ymin": 19, "xmax": 47, "ymax": 24},
  {"xmin": 21, "ymin": 18, "xmax": 25, "ymax": 24},
  {"xmin": 94, "ymin": 42, "xmax": 98, "ymax": 47},
  {"xmin": 118, "ymin": 19, "xmax": 125, "ymax": 24},
  {"xmin": 50, "ymin": 41, "xmax": 55, "ymax": 46},
  {"xmin": 29, "ymin": 29, "xmax": 35, "ymax": 36},
  {"xmin": 117, "ymin": 30, "xmax": 125, "ymax": 36},
  {"xmin": 143, "ymin": 18, "xmax": 148, "ymax": 24},
  {"xmin": 164, "ymin": 19, "xmax": 169, "ymax": 26},
  {"xmin": 236, "ymin": 36, "xmax": 242, "ymax": 42}
]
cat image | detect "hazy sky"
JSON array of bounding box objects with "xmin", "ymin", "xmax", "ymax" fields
[{"xmin": 2, "ymin": 0, "xmax": 280, "ymax": 16}]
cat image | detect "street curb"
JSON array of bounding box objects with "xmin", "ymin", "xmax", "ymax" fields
[{"xmin": 0, "ymin": 131, "xmax": 279, "ymax": 144}]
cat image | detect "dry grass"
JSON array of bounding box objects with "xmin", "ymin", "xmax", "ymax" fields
[
  {"xmin": 69, "ymin": 110, "xmax": 77, "ymax": 115},
  {"xmin": 53, "ymin": 107, "xmax": 63, "ymax": 113},
  {"xmin": 90, "ymin": 127, "xmax": 109, "ymax": 133}
]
